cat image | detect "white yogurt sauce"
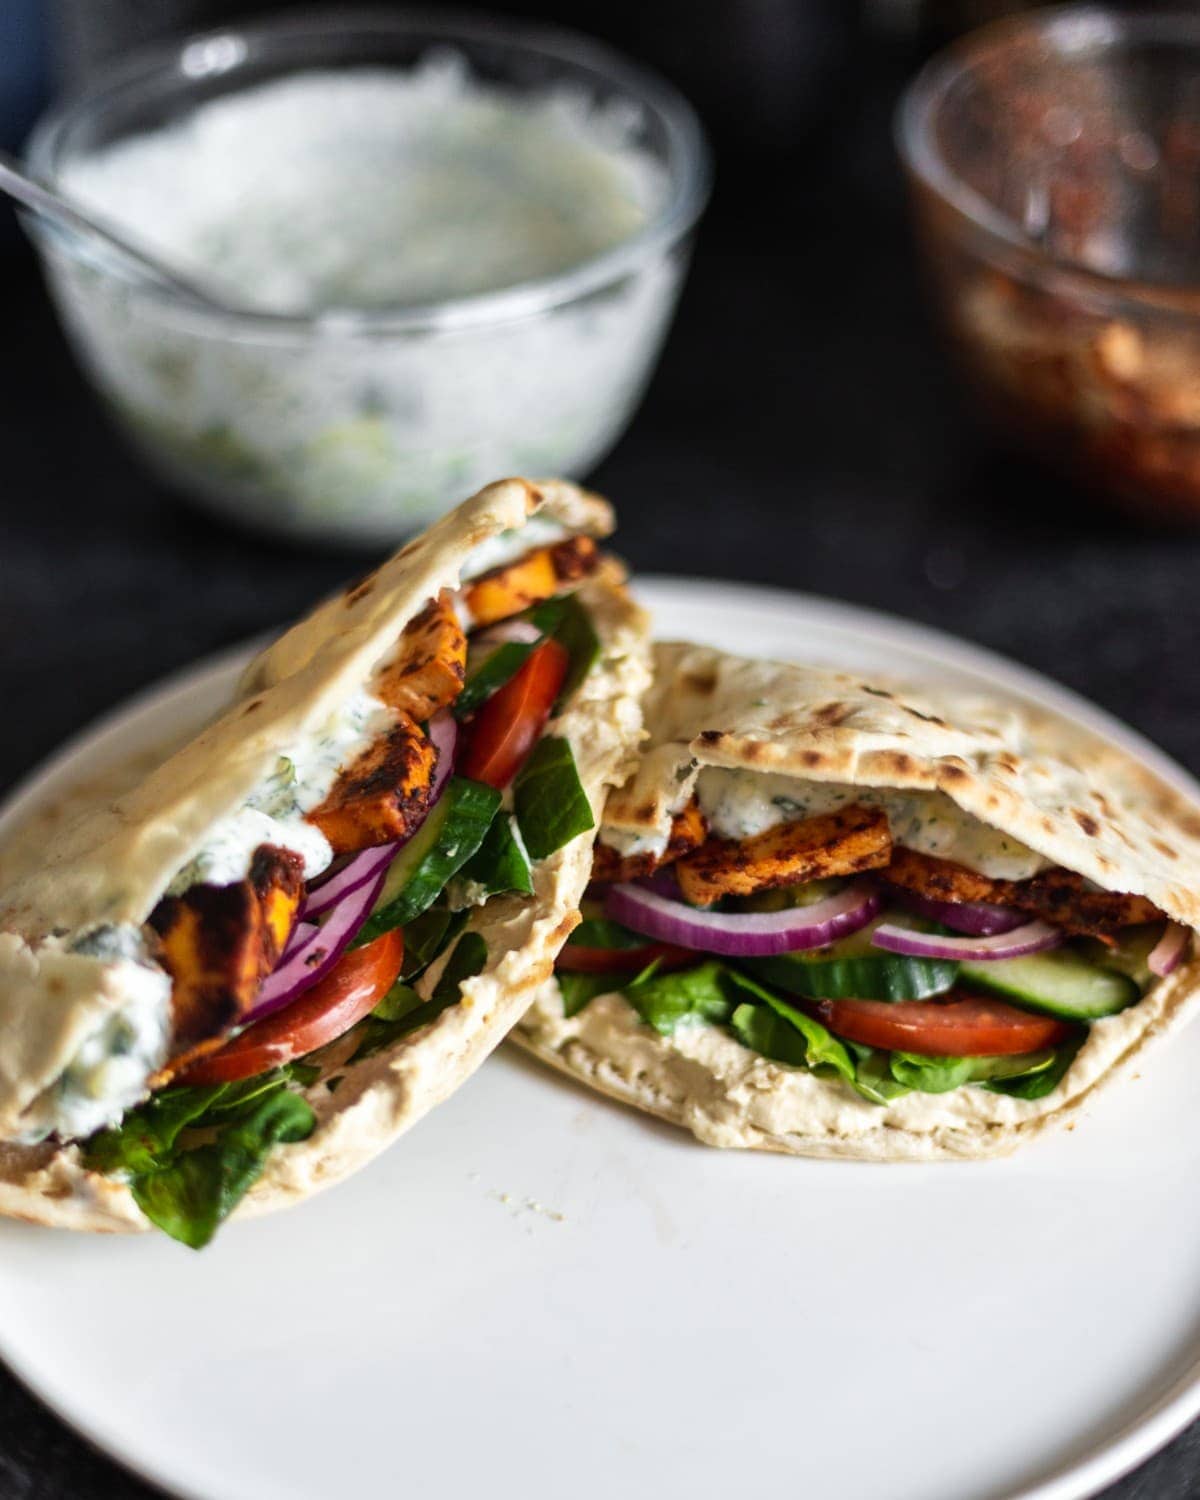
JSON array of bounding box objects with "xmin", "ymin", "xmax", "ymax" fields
[
  {"xmin": 694, "ymin": 767, "xmax": 1049, "ymax": 881},
  {"xmin": 19, "ymin": 933, "xmax": 171, "ymax": 1143},
  {"xmin": 61, "ymin": 64, "xmax": 663, "ymax": 316},
  {"xmin": 17, "ymin": 684, "xmax": 398, "ymax": 1141},
  {"xmin": 461, "ymin": 516, "xmax": 569, "ymax": 581},
  {"xmin": 47, "ymin": 63, "xmax": 677, "ymax": 541},
  {"xmin": 169, "ymin": 685, "xmax": 395, "ymax": 894}
]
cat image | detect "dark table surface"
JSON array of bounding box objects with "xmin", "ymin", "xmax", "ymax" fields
[{"xmin": 3, "ymin": 26, "xmax": 1200, "ymax": 1500}]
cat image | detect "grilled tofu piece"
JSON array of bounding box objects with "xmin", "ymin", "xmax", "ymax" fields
[
  {"xmin": 592, "ymin": 799, "xmax": 709, "ymax": 884},
  {"xmin": 464, "ymin": 536, "xmax": 600, "ymax": 625},
  {"xmin": 883, "ymin": 848, "xmax": 1163, "ymax": 935},
  {"xmin": 883, "ymin": 848, "xmax": 1004, "ymax": 905},
  {"xmin": 307, "ymin": 712, "xmax": 437, "ymax": 854},
  {"xmin": 675, "ymin": 804, "xmax": 893, "ymax": 907},
  {"xmin": 1009, "ymin": 868, "xmax": 1162, "ymax": 935},
  {"xmin": 375, "ymin": 591, "xmax": 466, "ymax": 721},
  {"xmin": 149, "ymin": 844, "xmax": 304, "ymax": 1057}
]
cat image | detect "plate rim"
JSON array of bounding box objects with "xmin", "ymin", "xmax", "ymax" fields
[{"xmin": 1, "ymin": 574, "xmax": 1198, "ymax": 1500}]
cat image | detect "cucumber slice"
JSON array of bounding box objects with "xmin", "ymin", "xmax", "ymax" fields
[
  {"xmin": 735, "ymin": 878, "xmax": 848, "ymax": 913},
  {"xmin": 960, "ymin": 948, "xmax": 1139, "ymax": 1020},
  {"xmin": 741, "ymin": 920, "xmax": 959, "ymax": 1002},
  {"xmin": 1077, "ymin": 924, "xmax": 1162, "ymax": 993},
  {"xmin": 356, "ymin": 778, "xmax": 501, "ymax": 943}
]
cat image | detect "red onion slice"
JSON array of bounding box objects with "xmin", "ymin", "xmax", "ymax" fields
[
  {"xmin": 1149, "ymin": 921, "xmax": 1191, "ymax": 978},
  {"xmin": 888, "ymin": 887, "xmax": 1026, "ymax": 937},
  {"xmin": 302, "ymin": 845, "xmax": 398, "ymax": 919},
  {"xmin": 638, "ymin": 867, "xmax": 683, "ymax": 899},
  {"xmin": 281, "ymin": 919, "xmax": 318, "ymax": 960},
  {"xmin": 301, "ymin": 711, "xmax": 457, "ymax": 919},
  {"xmin": 605, "ymin": 881, "xmax": 881, "ymax": 958},
  {"xmin": 243, "ymin": 866, "xmax": 388, "ymax": 1027},
  {"xmin": 871, "ymin": 920, "xmax": 1062, "ymax": 962}
]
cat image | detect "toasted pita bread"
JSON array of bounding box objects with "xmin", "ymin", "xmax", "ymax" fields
[
  {"xmin": 0, "ymin": 479, "xmax": 651, "ymax": 1230},
  {"xmin": 514, "ymin": 642, "xmax": 1200, "ymax": 1160}
]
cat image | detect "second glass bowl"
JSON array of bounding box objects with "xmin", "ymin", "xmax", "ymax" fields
[{"xmin": 899, "ymin": 6, "xmax": 1200, "ymax": 522}]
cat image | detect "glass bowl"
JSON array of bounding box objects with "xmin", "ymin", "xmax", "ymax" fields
[
  {"xmin": 898, "ymin": 6, "xmax": 1200, "ymax": 523},
  {"xmin": 26, "ymin": 10, "xmax": 710, "ymax": 546}
]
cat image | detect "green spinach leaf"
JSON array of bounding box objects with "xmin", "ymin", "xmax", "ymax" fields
[
  {"xmin": 567, "ymin": 917, "xmax": 646, "ymax": 950},
  {"xmin": 625, "ymin": 960, "xmax": 736, "ymax": 1036},
  {"xmin": 351, "ymin": 932, "xmax": 489, "ymax": 1061},
  {"xmin": 724, "ymin": 971, "xmax": 858, "ymax": 1086},
  {"xmin": 513, "ymin": 736, "xmax": 594, "ymax": 860},
  {"xmin": 558, "ymin": 970, "xmax": 624, "ymax": 1019},
  {"xmin": 889, "ymin": 1049, "xmax": 1057, "ymax": 1095},
  {"xmin": 844, "ymin": 1041, "xmax": 913, "ymax": 1105},
  {"xmin": 84, "ymin": 1084, "xmax": 228, "ymax": 1177},
  {"xmin": 531, "ymin": 594, "xmax": 600, "ymax": 708},
  {"xmin": 371, "ymin": 983, "xmax": 424, "ymax": 1022},
  {"xmin": 459, "ymin": 812, "xmax": 533, "ymax": 898},
  {"xmin": 130, "ymin": 1090, "xmax": 315, "ymax": 1250},
  {"xmin": 399, "ymin": 904, "xmax": 468, "ymax": 982}
]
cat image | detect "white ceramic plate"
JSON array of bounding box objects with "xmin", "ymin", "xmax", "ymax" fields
[{"xmin": 2, "ymin": 578, "xmax": 1199, "ymax": 1500}]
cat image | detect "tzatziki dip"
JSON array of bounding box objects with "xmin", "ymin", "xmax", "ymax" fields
[{"xmin": 35, "ymin": 53, "xmax": 699, "ymax": 542}]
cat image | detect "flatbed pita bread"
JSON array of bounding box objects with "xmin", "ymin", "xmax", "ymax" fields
[
  {"xmin": 0, "ymin": 479, "xmax": 651, "ymax": 1229},
  {"xmin": 515, "ymin": 642, "xmax": 1200, "ymax": 1160}
]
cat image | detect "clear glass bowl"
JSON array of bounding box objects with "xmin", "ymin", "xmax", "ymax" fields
[
  {"xmin": 26, "ymin": 11, "xmax": 710, "ymax": 545},
  {"xmin": 898, "ymin": 7, "xmax": 1200, "ymax": 522}
]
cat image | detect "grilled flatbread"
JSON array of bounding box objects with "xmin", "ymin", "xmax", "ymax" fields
[
  {"xmin": 0, "ymin": 479, "xmax": 650, "ymax": 1235},
  {"xmin": 515, "ymin": 642, "xmax": 1200, "ymax": 1160}
]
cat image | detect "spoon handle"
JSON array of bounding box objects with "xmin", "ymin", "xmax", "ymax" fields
[{"xmin": 0, "ymin": 147, "xmax": 235, "ymax": 315}]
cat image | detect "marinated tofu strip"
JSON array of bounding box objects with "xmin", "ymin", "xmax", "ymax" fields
[
  {"xmin": 464, "ymin": 535, "xmax": 600, "ymax": 625},
  {"xmin": 674, "ymin": 804, "xmax": 893, "ymax": 907},
  {"xmin": 149, "ymin": 845, "xmax": 304, "ymax": 1060},
  {"xmin": 883, "ymin": 848, "xmax": 1005, "ymax": 905},
  {"xmin": 884, "ymin": 848, "xmax": 1164, "ymax": 935},
  {"xmin": 592, "ymin": 798, "xmax": 709, "ymax": 883},
  {"xmin": 1007, "ymin": 867, "xmax": 1163, "ymax": 935},
  {"xmin": 374, "ymin": 591, "xmax": 466, "ymax": 722},
  {"xmin": 307, "ymin": 713, "xmax": 438, "ymax": 855}
]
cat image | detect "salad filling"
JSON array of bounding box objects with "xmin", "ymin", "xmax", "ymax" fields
[
  {"xmin": 558, "ymin": 791, "xmax": 1189, "ymax": 1108},
  {"xmin": 28, "ymin": 532, "xmax": 605, "ymax": 1246}
]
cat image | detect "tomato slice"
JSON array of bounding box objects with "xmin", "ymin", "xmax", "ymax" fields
[
  {"xmin": 556, "ymin": 941, "xmax": 694, "ymax": 975},
  {"xmin": 460, "ymin": 637, "xmax": 569, "ymax": 789},
  {"xmin": 811, "ymin": 993, "xmax": 1072, "ymax": 1057},
  {"xmin": 178, "ymin": 930, "xmax": 405, "ymax": 1086}
]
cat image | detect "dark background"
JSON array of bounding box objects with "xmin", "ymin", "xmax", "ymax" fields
[{"xmin": 2, "ymin": 3, "xmax": 1200, "ymax": 1496}]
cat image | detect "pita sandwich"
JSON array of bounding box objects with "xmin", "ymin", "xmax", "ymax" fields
[
  {"xmin": 515, "ymin": 641, "xmax": 1200, "ymax": 1160},
  {"xmin": 0, "ymin": 478, "xmax": 650, "ymax": 1244}
]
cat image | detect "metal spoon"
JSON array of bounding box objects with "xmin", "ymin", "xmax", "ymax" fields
[{"xmin": 0, "ymin": 147, "xmax": 247, "ymax": 316}]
